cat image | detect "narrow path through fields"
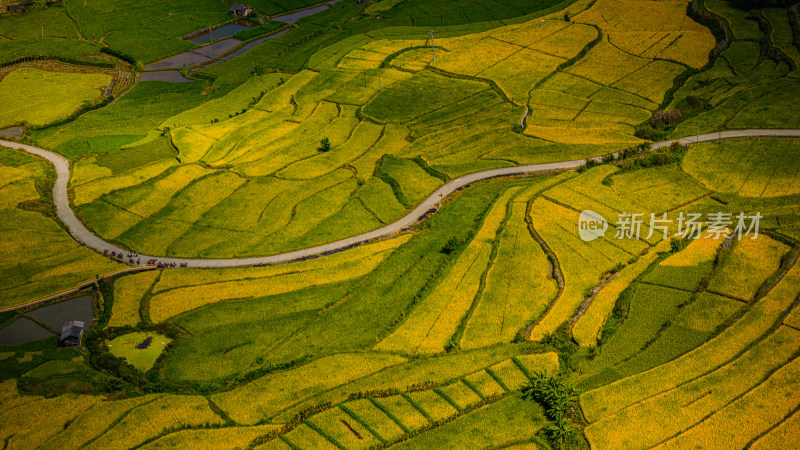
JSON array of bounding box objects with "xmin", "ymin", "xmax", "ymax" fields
[
  {"xmin": 1, "ymin": 129, "xmax": 799, "ymax": 269},
  {"xmin": 520, "ymin": 106, "xmax": 529, "ymax": 129}
]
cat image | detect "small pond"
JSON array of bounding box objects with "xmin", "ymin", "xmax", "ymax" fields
[
  {"xmin": 144, "ymin": 38, "xmax": 242, "ymax": 70},
  {"xmin": 0, "ymin": 318, "xmax": 54, "ymax": 346},
  {"xmin": 190, "ymin": 22, "xmax": 253, "ymax": 44},
  {"xmin": 27, "ymin": 296, "xmax": 94, "ymax": 332},
  {"xmin": 206, "ymin": 28, "xmax": 291, "ymax": 66},
  {"xmin": 143, "ymin": 0, "xmax": 344, "ymax": 73},
  {"xmin": 0, "ymin": 126, "xmax": 23, "ymax": 140},
  {"xmin": 0, "ymin": 295, "xmax": 95, "ymax": 346},
  {"xmin": 272, "ymin": 1, "xmax": 339, "ymax": 24}
]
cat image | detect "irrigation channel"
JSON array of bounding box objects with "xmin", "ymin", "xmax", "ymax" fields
[
  {"xmin": 3, "ymin": 129, "xmax": 800, "ymax": 270},
  {"xmin": 140, "ymin": 0, "xmax": 343, "ymax": 80}
]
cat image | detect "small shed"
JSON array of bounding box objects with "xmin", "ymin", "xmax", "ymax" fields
[
  {"xmin": 59, "ymin": 321, "xmax": 84, "ymax": 348},
  {"xmin": 7, "ymin": 4, "xmax": 25, "ymax": 12},
  {"xmin": 229, "ymin": 4, "xmax": 253, "ymax": 17}
]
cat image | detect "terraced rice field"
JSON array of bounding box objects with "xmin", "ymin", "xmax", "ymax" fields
[
  {"xmin": 2, "ymin": 0, "xmax": 800, "ymax": 447},
  {"xmin": 0, "ymin": 68, "xmax": 112, "ymax": 128},
  {"xmin": 683, "ymin": 139, "xmax": 800, "ymax": 197},
  {"xmin": 0, "ymin": 382, "xmax": 224, "ymax": 450},
  {"xmin": 47, "ymin": 0, "xmax": 719, "ymax": 261},
  {"xmin": 376, "ymin": 187, "xmax": 523, "ymax": 355}
]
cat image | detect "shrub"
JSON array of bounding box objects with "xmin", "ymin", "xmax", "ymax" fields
[
  {"xmin": 670, "ymin": 237, "xmax": 688, "ymax": 253},
  {"xmin": 578, "ymin": 159, "xmax": 602, "ymax": 173},
  {"xmin": 634, "ymin": 124, "xmax": 668, "ymax": 141},
  {"xmin": 100, "ymin": 47, "xmax": 139, "ymax": 67},
  {"xmin": 318, "ymin": 137, "xmax": 332, "ymax": 152},
  {"xmin": 648, "ymin": 152, "xmax": 669, "ymax": 166},
  {"xmin": 440, "ymin": 237, "xmax": 463, "ymax": 254},
  {"xmin": 678, "ymin": 95, "xmax": 711, "ymax": 115},
  {"xmin": 103, "ymin": 377, "xmax": 125, "ymax": 393},
  {"xmin": 651, "ymin": 109, "xmax": 683, "ymax": 127}
]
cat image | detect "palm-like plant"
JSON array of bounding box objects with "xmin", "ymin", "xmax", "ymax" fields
[
  {"xmin": 520, "ymin": 371, "xmax": 583, "ymax": 447},
  {"xmin": 546, "ymin": 416, "xmax": 578, "ymax": 449}
]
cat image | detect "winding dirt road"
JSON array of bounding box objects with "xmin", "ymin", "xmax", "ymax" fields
[{"xmin": 2, "ymin": 128, "xmax": 799, "ymax": 269}]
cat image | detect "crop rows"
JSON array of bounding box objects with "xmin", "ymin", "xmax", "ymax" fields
[
  {"xmin": 248, "ymin": 353, "xmax": 559, "ymax": 448},
  {"xmin": 581, "ymin": 263, "xmax": 800, "ymax": 423},
  {"xmin": 376, "ymin": 187, "xmax": 521, "ymax": 355},
  {"xmin": 141, "ymin": 236, "xmax": 409, "ymax": 323},
  {"xmin": 0, "ymin": 380, "xmax": 224, "ymax": 450},
  {"xmin": 682, "ymin": 139, "xmax": 800, "ymax": 198}
]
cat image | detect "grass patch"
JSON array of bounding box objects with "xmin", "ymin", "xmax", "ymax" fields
[{"xmin": 106, "ymin": 331, "xmax": 171, "ymax": 372}]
